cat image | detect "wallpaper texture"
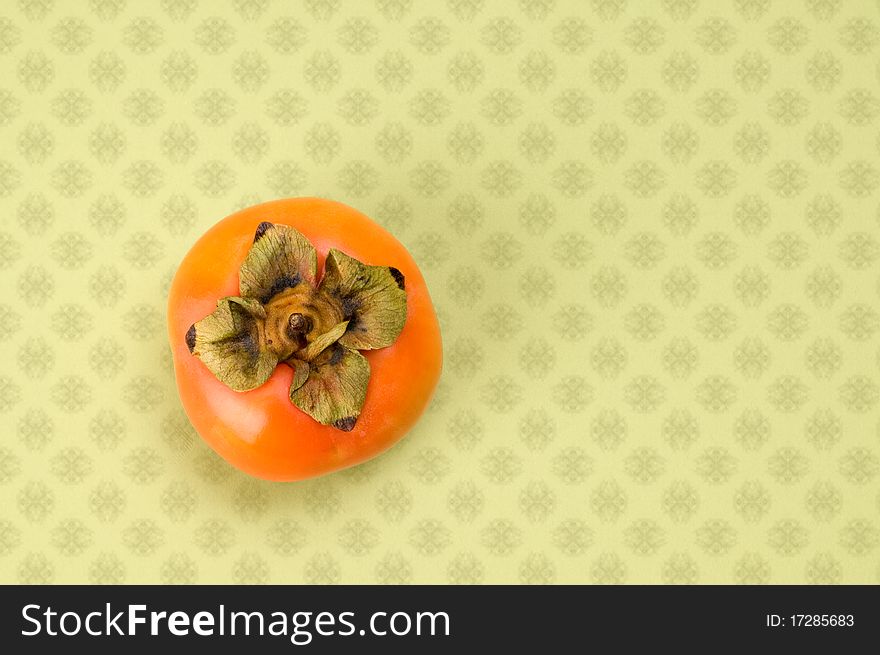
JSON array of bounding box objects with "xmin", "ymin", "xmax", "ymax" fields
[{"xmin": 1, "ymin": 0, "xmax": 879, "ymax": 584}]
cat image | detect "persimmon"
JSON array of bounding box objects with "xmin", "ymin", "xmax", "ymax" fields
[{"xmin": 167, "ymin": 198, "xmax": 442, "ymax": 481}]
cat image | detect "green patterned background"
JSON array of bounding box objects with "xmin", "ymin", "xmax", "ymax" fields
[{"xmin": 1, "ymin": 0, "xmax": 879, "ymax": 584}]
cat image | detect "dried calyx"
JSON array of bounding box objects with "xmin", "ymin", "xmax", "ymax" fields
[{"xmin": 186, "ymin": 222, "xmax": 407, "ymax": 431}]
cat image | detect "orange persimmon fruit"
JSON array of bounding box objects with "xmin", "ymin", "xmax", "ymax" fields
[{"xmin": 167, "ymin": 197, "xmax": 442, "ymax": 481}]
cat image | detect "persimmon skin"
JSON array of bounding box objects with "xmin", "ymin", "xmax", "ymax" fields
[{"xmin": 167, "ymin": 198, "xmax": 442, "ymax": 481}]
